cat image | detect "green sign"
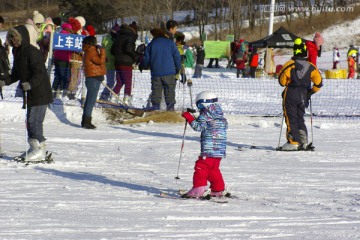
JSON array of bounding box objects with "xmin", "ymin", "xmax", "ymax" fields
[
  {"xmin": 226, "ymin": 35, "xmax": 234, "ymax": 42},
  {"xmin": 204, "ymin": 41, "xmax": 230, "ymax": 59}
]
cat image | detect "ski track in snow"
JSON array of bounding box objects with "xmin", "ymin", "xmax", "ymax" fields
[
  {"xmin": 1, "ymin": 19, "xmax": 360, "ymax": 239},
  {"xmin": 1, "ymin": 102, "xmax": 360, "ymax": 239}
]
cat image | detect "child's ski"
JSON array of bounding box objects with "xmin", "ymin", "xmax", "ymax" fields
[{"xmin": 158, "ymin": 191, "xmax": 228, "ymax": 203}]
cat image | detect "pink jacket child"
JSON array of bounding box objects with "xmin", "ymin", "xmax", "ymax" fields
[{"xmin": 53, "ymin": 23, "xmax": 73, "ymax": 62}]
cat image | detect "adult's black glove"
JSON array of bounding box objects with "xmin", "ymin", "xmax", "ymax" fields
[
  {"xmin": 180, "ymin": 73, "xmax": 187, "ymax": 85},
  {"xmin": 305, "ymin": 90, "xmax": 314, "ymax": 108}
]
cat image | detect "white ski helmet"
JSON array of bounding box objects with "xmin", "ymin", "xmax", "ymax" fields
[{"xmin": 195, "ymin": 91, "xmax": 218, "ymax": 110}]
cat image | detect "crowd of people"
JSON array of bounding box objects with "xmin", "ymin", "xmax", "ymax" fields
[{"xmin": 0, "ymin": 11, "xmax": 355, "ymax": 194}]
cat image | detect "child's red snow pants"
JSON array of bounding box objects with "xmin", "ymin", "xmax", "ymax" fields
[{"xmin": 192, "ymin": 156, "xmax": 225, "ymax": 192}]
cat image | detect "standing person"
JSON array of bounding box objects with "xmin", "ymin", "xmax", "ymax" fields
[
  {"xmin": 37, "ymin": 17, "xmax": 55, "ymax": 62},
  {"xmin": 181, "ymin": 91, "xmax": 228, "ymax": 198},
  {"xmin": 141, "ymin": 27, "xmax": 181, "ymax": 111},
  {"xmin": 25, "ymin": 10, "xmax": 45, "ymax": 49},
  {"xmin": 67, "ymin": 17, "xmax": 82, "ymax": 100},
  {"xmin": 348, "ymin": 53, "xmax": 356, "ymax": 79},
  {"xmin": 332, "ymin": 47, "xmax": 340, "ymax": 69},
  {"xmin": 111, "ymin": 24, "xmax": 137, "ymax": 105},
  {"xmin": 99, "ymin": 24, "xmax": 119, "ymax": 101},
  {"xmin": 14, "ymin": 11, "xmax": 45, "ymax": 98},
  {"xmin": 52, "ymin": 22, "xmax": 73, "ymax": 99},
  {"xmin": 165, "ymin": 19, "xmax": 178, "ymax": 40},
  {"xmin": 236, "ymin": 39, "xmax": 247, "ymax": 78},
  {"xmin": 193, "ymin": 43, "xmax": 205, "ymax": 78},
  {"xmin": 3, "ymin": 26, "xmax": 53, "ymax": 161},
  {"xmin": 305, "ymin": 32, "xmax": 324, "ymax": 66},
  {"xmin": 81, "ymin": 36, "xmax": 106, "ymax": 129},
  {"xmin": 175, "ymin": 31, "xmax": 186, "ymax": 84},
  {"xmin": 278, "ymin": 38, "xmax": 322, "ymax": 151},
  {"xmin": 249, "ymin": 47, "xmax": 259, "ymax": 78}
]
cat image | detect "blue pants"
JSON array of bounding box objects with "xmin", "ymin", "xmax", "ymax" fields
[
  {"xmin": 52, "ymin": 60, "xmax": 70, "ymax": 91},
  {"xmin": 83, "ymin": 78, "xmax": 101, "ymax": 117},
  {"xmin": 193, "ymin": 64, "xmax": 203, "ymax": 78},
  {"xmin": 27, "ymin": 104, "xmax": 48, "ymax": 143}
]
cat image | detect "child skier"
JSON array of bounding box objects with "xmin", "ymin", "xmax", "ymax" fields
[{"xmin": 181, "ymin": 91, "xmax": 228, "ymax": 198}]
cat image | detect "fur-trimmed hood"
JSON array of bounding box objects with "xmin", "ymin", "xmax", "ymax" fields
[{"xmin": 6, "ymin": 25, "xmax": 30, "ymax": 48}]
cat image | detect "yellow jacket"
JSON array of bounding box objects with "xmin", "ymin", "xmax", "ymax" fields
[{"xmin": 278, "ymin": 57, "xmax": 322, "ymax": 93}]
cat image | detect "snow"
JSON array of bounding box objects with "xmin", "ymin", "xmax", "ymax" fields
[{"xmin": 1, "ymin": 21, "xmax": 360, "ymax": 239}]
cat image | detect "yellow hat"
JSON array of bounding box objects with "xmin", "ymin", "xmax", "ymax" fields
[{"xmin": 293, "ymin": 38, "xmax": 307, "ymax": 57}]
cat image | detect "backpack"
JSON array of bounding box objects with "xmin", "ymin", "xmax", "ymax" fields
[{"xmin": 236, "ymin": 42, "xmax": 247, "ymax": 61}]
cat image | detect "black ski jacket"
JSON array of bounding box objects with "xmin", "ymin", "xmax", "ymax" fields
[
  {"xmin": 6, "ymin": 25, "xmax": 53, "ymax": 107},
  {"xmin": 111, "ymin": 25, "xmax": 137, "ymax": 67}
]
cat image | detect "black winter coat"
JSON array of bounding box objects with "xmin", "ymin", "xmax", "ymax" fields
[
  {"xmin": 7, "ymin": 25, "xmax": 53, "ymax": 107},
  {"xmin": 196, "ymin": 46, "xmax": 205, "ymax": 65},
  {"xmin": 111, "ymin": 25, "xmax": 137, "ymax": 67}
]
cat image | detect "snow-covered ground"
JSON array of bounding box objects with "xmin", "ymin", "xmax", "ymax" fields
[{"xmin": 1, "ymin": 19, "xmax": 360, "ymax": 239}]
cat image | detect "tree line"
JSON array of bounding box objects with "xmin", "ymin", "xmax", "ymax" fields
[{"xmin": 1, "ymin": 0, "xmax": 359, "ymax": 41}]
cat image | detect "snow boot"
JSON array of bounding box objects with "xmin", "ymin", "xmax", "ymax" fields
[
  {"xmin": 181, "ymin": 186, "xmax": 207, "ymax": 198},
  {"xmin": 82, "ymin": 116, "xmax": 96, "ymax": 129},
  {"xmin": 281, "ymin": 142, "xmax": 300, "ymax": 151},
  {"xmin": 123, "ymin": 95, "xmax": 132, "ymax": 106},
  {"xmin": 39, "ymin": 141, "xmax": 47, "ymax": 159},
  {"xmin": 24, "ymin": 138, "xmax": 44, "ymax": 162}
]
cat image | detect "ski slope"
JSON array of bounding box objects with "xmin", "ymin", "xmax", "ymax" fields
[{"xmin": 1, "ymin": 19, "xmax": 360, "ymax": 239}]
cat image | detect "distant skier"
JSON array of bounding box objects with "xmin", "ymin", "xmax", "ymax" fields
[
  {"xmin": 332, "ymin": 47, "xmax": 340, "ymax": 69},
  {"xmin": 348, "ymin": 53, "xmax": 356, "ymax": 79},
  {"xmin": 3, "ymin": 25, "xmax": 53, "ymax": 161},
  {"xmin": 249, "ymin": 47, "xmax": 259, "ymax": 78},
  {"xmin": 181, "ymin": 91, "xmax": 228, "ymax": 198},
  {"xmin": 278, "ymin": 38, "xmax": 323, "ymax": 151}
]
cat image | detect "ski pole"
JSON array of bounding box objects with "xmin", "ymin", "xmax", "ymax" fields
[
  {"xmin": 175, "ymin": 108, "xmax": 196, "ymax": 180},
  {"xmin": 23, "ymin": 91, "xmax": 28, "ymax": 160},
  {"xmin": 101, "ymin": 81, "xmax": 125, "ymax": 105},
  {"xmin": 175, "ymin": 120, "xmax": 187, "ymax": 180},
  {"xmin": 277, "ymin": 113, "xmax": 284, "ymax": 149},
  {"xmin": 309, "ymin": 98, "xmax": 314, "ymax": 144}
]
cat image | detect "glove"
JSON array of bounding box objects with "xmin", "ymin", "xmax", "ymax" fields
[
  {"xmin": 22, "ymin": 82, "xmax": 31, "ymax": 91},
  {"xmin": 0, "ymin": 80, "xmax": 5, "ymax": 88},
  {"xmin": 180, "ymin": 74, "xmax": 187, "ymax": 85},
  {"xmin": 182, "ymin": 111, "xmax": 195, "ymax": 124},
  {"xmin": 305, "ymin": 90, "xmax": 314, "ymax": 108}
]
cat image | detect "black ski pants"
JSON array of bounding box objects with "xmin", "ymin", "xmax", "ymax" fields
[{"xmin": 282, "ymin": 87, "xmax": 308, "ymax": 144}]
